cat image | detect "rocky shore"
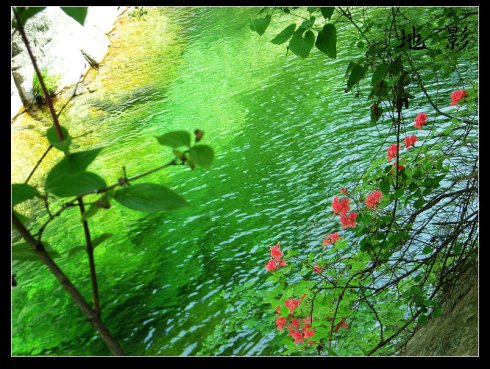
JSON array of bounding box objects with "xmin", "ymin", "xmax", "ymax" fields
[{"xmin": 11, "ymin": 6, "xmax": 127, "ymax": 119}]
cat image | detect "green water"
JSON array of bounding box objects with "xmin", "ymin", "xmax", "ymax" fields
[{"xmin": 12, "ymin": 7, "xmax": 472, "ymax": 356}]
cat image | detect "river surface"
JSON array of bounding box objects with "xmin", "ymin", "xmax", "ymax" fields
[{"xmin": 12, "ymin": 7, "xmax": 472, "ymax": 356}]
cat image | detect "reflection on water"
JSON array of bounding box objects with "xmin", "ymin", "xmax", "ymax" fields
[{"xmin": 11, "ymin": 7, "xmax": 455, "ymax": 356}]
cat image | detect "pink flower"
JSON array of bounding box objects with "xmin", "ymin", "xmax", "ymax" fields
[
  {"xmin": 289, "ymin": 329, "xmax": 304, "ymax": 344},
  {"xmin": 340, "ymin": 212, "xmax": 358, "ymax": 229},
  {"xmin": 392, "ymin": 162, "xmax": 404, "ymax": 171},
  {"xmin": 332, "ymin": 196, "xmax": 350, "ymax": 216},
  {"xmin": 285, "ymin": 299, "xmax": 301, "ymax": 314},
  {"xmin": 450, "ymin": 89, "xmax": 468, "ymax": 106},
  {"xmin": 365, "ymin": 190, "xmax": 382, "ymax": 209},
  {"xmin": 276, "ymin": 317, "xmax": 286, "ymax": 331},
  {"xmin": 414, "ymin": 113, "xmax": 427, "ymax": 130},
  {"xmin": 404, "ymin": 135, "xmax": 418, "ymax": 150},
  {"xmin": 303, "ymin": 327, "xmax": 315, "ymax": 339},
  {"xmin": 290, "ymin": 318, "xmax": 301, "ymax": 329},
  {"xmin": 266, "ymin": 241, "xmax": 287, "ymax": 271},
  {"xmin": 265, "ymin": 259, "xmax": 277, "ymax": 271},
  {"xmin": 270, "ymin": 241, "xmax": 283, "ymax": 260},
  {"xmin": 387, "ymin": 144, "xmax": 400, "ymax": 162},
  {"xmin": 323, "ymin": 232, "xmax": 340, "ymax": 246},
  {"xmin": 313, "ymin": 264, "xmax": 324, "ymax": 274}
]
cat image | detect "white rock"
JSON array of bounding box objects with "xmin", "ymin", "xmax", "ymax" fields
[
  {"xmin": 11, "ymin": 6, "xmax": 120, "ymax": 107},
  {"xmin": 11, "ymin": 73, "xmax": 23, "ymax": 119}
]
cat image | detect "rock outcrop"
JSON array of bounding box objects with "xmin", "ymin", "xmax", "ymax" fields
[
  {"xmin": 398, "ymin": 265, "xmax": 478, "ymax": 356},
  {"xmin": 11, "ymin": 6, "xmax": 125, "ymax": 118}
]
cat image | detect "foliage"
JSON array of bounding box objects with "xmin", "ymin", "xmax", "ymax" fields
[
  {"xmin": 32, "ymin": 68, "xmax": 60, "ymax": 104},
  {"xmin": 12, "ymin": 6, "xmax": 215, "ymax": 356},
  {"xmin": 198, "ymin": 6, "xmax": 479, "ymax": 356},
  {"xmin": 127, "ymin": 6, "xmax": 148, "ymax": 20}
]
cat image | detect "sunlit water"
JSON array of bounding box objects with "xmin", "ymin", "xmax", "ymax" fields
[{"xmin": 11, "ymin": 7, "xmax": 475, "ymax": 356}]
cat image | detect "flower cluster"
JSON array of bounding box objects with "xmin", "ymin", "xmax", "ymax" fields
[
  {"xmin": 403, "ymin": 135, "xmax": 418, "ymax": 150},
  {"xmin": 275, "ymin": 295, "xmax": 316, "ymax": 345},
  {"xmin": 265, "ymin": 241, "xmax": 287, "ymax": 271},
  {"xmin": 450, "ymin": 89, "xmax": 467, "ymax": 106},
  {"xmin": 387, "ymin": 144, "xmax": 401, "ymax": 162},
  {"xmin": 332, "ymin": 191, "xmax": 358, "ymax": 229},
  {"xmin": 323, "ymin": 232, "xmax": 340, "ymax": 247},
  {"xmin": 365, "ymin": 190, "xmax": 382, "ymax": 209},
  {"xmin": 414, "ymin": 112, "xmax": 427, "ymax": 129},
  {"xmin": 331, "ymin": 196, "xmax": 350, "ymax": 215}
]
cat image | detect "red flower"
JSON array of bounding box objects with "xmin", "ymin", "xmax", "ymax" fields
[
  {"xmin": 313, "ymin": 264, "xmax": 324, "ymax": 274},
  {"xmin": 404, "ymin": 135, "xmax": 418, "ymax": 150},
  {"xmin": 340, "ymin": 212, "xmax": 358, "ymax": 229},
  {"xmin": 450, "ymin": 89, "xmax": 468, "ymax": 106},
  {"xmin": 290, "ymin": 318, "xmax": 301, "ymax": 329},
  {"xmin": 303, "ymin": 327, "xmax": 315, "ymax": 339},
  {"xmin": 276, "ymin": 317, "xmax": 286, "ymax": 331},
  {"xmin": 414, "ymin": 113, "xmax": 427, "ymax": 130},
  {"xmin": 341, "ymin": 187, "xmax": 348, "ymax": 195},
  {"xmin": 391, "ymin": 162, "xmax": 404, "ymax": 172},
  {"xmin": 323, "ymin": 232, "xmax": 340, "ymax": 246},
  {"xmin": 270, "ymin": 241, "xmax": 283, "ymax": 260},
  {"xmin": 365, "ymin": 190, "xmax": 383, "ymax": 209},
  {"xmin": 289, "ymin": 329, "xmax": 304, "ymax": 344},
  {"xmin": 332, "ymin": 196, "xmax": 350, "ymax": 215},
  {"xmin": 387, "ymin": 144, "xmax": 400, "ymax": 162},
  {"xmin": 275, "ymin": 306, "xmax": 281, "ymax": 314},
  {"xmin": 265, "ymin": 259, "xmax": 277, "ymax": 271},
  {"xmin": 285, "ymin": 299, "xmax": 301, "ymax": 314},
  {"xmin": 278, "ymin": 259, "xmax": 288, "ymax": 267}
]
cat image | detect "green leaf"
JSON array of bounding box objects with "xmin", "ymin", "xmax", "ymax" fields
[
  {"xmin": 45, "ymin": 171, "xmax": 106, "ymax": 198},
  {"xmin": 315, "ymin": 24, "xmax": 337, "ymax": 58},
  {"xmin": 67, "ymin": 245, "xmax": 86, "ymax": 257},
  {"xmin": 189, "ymin": 145, "xmax": 215, "ymax": 168},
  {"xmin": 431, "ymin": 306, "xmax": 442, "ymax": 318},
  {"xmin": 114, "ymin": 183, "xmax": 190, "ymax": 212},
  {"xmin": 394, "ymin": 188, "xmax": 404, "ymax": 199},
  {"xmin": 49, "ymin": 149, "xmax": 103, "ymax": 179},
  {"xmin": 81, "ymin": 203, "xmax": 99, "ymax": 222},
  {"xmin": 422, "ymin": 246, "xmax": 432, "ymax": 255},
  {"xmin": 372, "ymin": 63, "xmax": 390, "ymax": 85},
  {"xmin": 156, "ymin": 131, "xmax": 191, "ymax": 148},
  {"xmin": 379, "ymin": 179, "xmax": 391, "ymax": 195},
  {"xmin": 299, "ymin": 17, "xmax": 315, "ymax": 30},
  {"xmin": 418, "ymin": 314, "xmax": 428, "ymax": 325},
  {"xmin": 346, "ymin": 63, "xmax": 368, "ymax": 92},
  {"xmin": 251, "ymin": 15, "xmax": 271, "ymax": 36},
  {"xmin": 289, "ymin": 30, "xmax": 315, "ymax": 59},
  {"xmin": 307, "ymin": 7, "xmax": 318, "ymax": 13},
  {"xmin": 60, "ymin": 7, "xmax": 88, "ymax": 25},
  {"xmin": 14, "ymin": 7, "xmax": 46, "ymax": 28},
  {"xmin": 271, "ymin": 23, "xmax": 296, "ymax": 45},
  {"xmin": 320, "ymin": 7, "xmax": 335, "ymax": 20},
  {"xmin": 47, "ymin": 126, "xmax": 71, "ymax": 153},
  {"xmin": 92, "ymin": 233, "xmax": 113, "ymax": 247},
  {"xmin": 13, "ymin": 242, "xmax": 60, "ymax": 262},
  {"xmin": 414, "ymin": 198, "xmax": 425, "ymax": 209},
  {"xmin": 12, "ymin": 183, "xmax": 40, "ymax": 206},
  {"xmin": 345, "ymin": 61, "xmax": 355, "ymax": 78}
]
